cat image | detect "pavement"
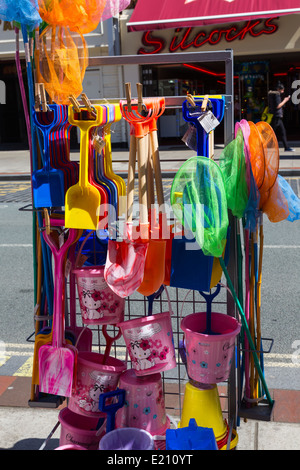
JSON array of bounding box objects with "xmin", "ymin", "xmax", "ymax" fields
[
  {"xmin": 0, "ymin": 141, "xmax": 300, "ymax": 451},
  {"xmin": 0, "ymin": 141, "xmax": 300, "ymax": 179}
]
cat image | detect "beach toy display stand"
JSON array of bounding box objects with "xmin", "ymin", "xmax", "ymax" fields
[{"xmin": 16, "ymin": 43, "xmax": 279, "ymax": 451}]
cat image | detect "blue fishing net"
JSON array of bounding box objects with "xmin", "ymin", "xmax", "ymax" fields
[
  {"xmin": 0, "ymin": 0, "xmax": 41, "ymax": 30},
  {"xmin": 277, "ymin": 175, "xmax": 300, "ymax": 222}
]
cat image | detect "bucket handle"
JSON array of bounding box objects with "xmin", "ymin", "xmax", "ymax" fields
[
  {"xmin": 160, "ymin": 285, "xmax": 174, "ymax": 316},
  {"xmin": 179, "ymin": 282, "xmax": 238, "ymax": 322},
  {"xmin": 74, "ymin": 230, "xmax": 94, "ymax": 268},
  {"xmin": 147, "ymin": 284, "xmax": 174, "ymax": 317},
  {"xmin": 179, "ymin": 283, "xmax": 225, "ymax": 322}
]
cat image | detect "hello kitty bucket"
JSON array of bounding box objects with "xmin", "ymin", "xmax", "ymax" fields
[
  {"xmin": 73, "ymin": 266, "xmax": 125, "ymax": 325},
  {"xmin": 68, "ymin": 351, "xmax": 126, "ymax": 418},
  {"xmin": 118, "ymin": 287, "xmax": 176, "ymax": 376}
]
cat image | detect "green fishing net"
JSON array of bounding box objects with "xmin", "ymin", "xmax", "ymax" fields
[
  {"xmin": 219, "ymin": 128, "xmax": 248, "ymax": 219},
  {"xmin": 170, "ymin": 156, "xmax": 229, "ymax": 257}
]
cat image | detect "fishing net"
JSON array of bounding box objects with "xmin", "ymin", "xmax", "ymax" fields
[
  {"xmin": 219, "ymin": 127, "xmax": 248, "ymax": 219},
  {"xmin": 170, "ymin": 156, "xmax": 229, "ymax": 258},
  {"xmin": 0, "ymin": 0, "xmax": 41, "ymax": 29},
  {"xmin": 277, "ymin": 175, "xmax": 300, "ymax": 222},
  {"xmin": 38, "ymin": 0, "xmax": 107, "ymax": 34},
  {"xmin": 248, "ymin": 121, "xmax": 265, "ymax": 194},
  {"xmin": 35, "ymin": 25, "xmax": 88, "ymax": 104},
  {"xmin": 234, "ymin": 120, "xmax": 260, "ymax": 232},
  {"xmin": 255, "ymin": 121, "xmax": 289, "ymax": 223},
  {"xmin": 102, "ymin": 0, "xmax": 130, "ymax": 20}
]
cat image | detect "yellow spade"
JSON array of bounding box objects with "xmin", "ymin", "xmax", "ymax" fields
[{"xmin": 65, "ymin": 105, "xmax": 102, "ymax": 230}]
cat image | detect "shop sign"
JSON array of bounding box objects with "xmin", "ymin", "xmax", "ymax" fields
[{"xmin": 138, "ymin": 18, "xmax": 279, "ymax": 55}]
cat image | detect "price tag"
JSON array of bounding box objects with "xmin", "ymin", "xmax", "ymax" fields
[{"xmin": 198, "ymin": 111, "xmax": 220, "ymax": 134}]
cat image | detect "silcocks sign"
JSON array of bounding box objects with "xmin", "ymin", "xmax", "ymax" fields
[{"xmin": 137, "ymin": 18, "xmax": 279, "ymax": 54}]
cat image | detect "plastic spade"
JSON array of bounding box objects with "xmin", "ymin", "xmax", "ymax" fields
[
  {"xmin": 102, "ymin": 325, "xmax": 122, "ymax": 364},
  {"xmin": 65, "ymin": 106, "xmax": 101, "ymax": 230},
  {"xmin": 199, "ymin": 283, "xmax": 221, "ymax": 335},
  {"xmin": 32, "ymin": 106, "xmax": 65, "ymax": 208},
  {"xmin": 98, "ymin": 389, "xmax": 126, "ymax": 433},
  {"xmin": 39, "ymin": 215, "xmax": 79, "ymax": 397}
]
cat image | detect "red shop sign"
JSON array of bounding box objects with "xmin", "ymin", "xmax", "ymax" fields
[{"xmin": 138, "ymin": 18, "xmax": 279, "ymax": 55}]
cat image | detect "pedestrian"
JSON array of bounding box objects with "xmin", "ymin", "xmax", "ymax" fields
[{"xmin": 268, "ymin": 82, "xmax": 295, "ymax": 152}]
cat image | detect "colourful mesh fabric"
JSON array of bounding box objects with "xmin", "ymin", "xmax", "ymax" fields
[
  {"xmin": 278, "ymin": 175, "xmax": 300, "ymax": 222},
  {"xmin": 170, "ymin": 156, "xmax": 229, "ymax": 258},
  {"xmin": 102, "ymin": 0, "xmax": 130, "ymax": 20},
  {"xmin": 235, "ymin": 120, "xmax": 260, "ymax": 232},
  {"xmin": 219, "ymin": 127, "xmax": 248, "ymax": 219},
  {"xmin": 248, "ymin": 121, "xmax": 265, "ymax": 193},
  {"xmin": 38, "ymin": 0, "xmax": 107, "ymax": 34},
  {"xmin": 35, "ymin": 25, "xmax": 88, "ymax": 104},
  {"xmin": 256, "ymin": 121, "xmax": 289, "ymax": 223},
  {"xmin": 0, "ymin": 0, "xmax": 41, "ymax": 29}
]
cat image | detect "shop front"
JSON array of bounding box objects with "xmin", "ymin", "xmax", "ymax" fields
[{"xmin": 120, "ymin": 12, "xmax": 300, "ymax": 142}]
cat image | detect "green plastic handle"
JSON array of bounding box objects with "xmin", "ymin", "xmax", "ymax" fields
[{"xmin": 219, "ymin": 256, "xmax": 274, "ymax": 408}]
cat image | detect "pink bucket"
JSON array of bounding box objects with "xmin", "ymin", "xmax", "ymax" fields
[
  {"xmin": 68, "ymin": 352, "xmax": 126, "ymax": 418},
  {"xmin": 73, "ymin": 266, "xmax": 125, "ymax": 325},
  {"xmin": 181, "ymin": 312, "xmax": 241, "ymax": 384},
  {"xmin": 58, "ymin": 407, "xmax": 106, "ymax": 450},
  {"xmin": 118, "ymin": 290, "xmax": 176, "ymax": 376},
  {"xmin": 115, "ymin": 369, "xmax": 169, "ymax": 435}
]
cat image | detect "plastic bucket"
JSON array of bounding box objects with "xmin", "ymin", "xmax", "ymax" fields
[
  {"xmin": 73, "ymin": 266, "xmax": 125, "ymax": 325},
  {"xmin": 115, "ymin": 369, "xmax": 169, "ymax": 436},
  {"xmin": 118, "ymin": 310, "xmax": 176, "ymax": 376},
  {"xmin": 68, "ymin": 352, "xmax": 126, "ymax": 417},
  {"xmin": 179, "ymin": 382, "xmax": 227, "ymax": 441},
  {"xmin": 99, "ymin": 427, "xmax": 154, "ymax": 450},
  {"xmin": 58, "ymin": 407, "xmax": 106, "ymax": 450},
  {"xmin": 181, "ymin": 312, "xmax": 241, "ymax": 383},
  {"xmin": 218, "ymin": 428, "xmax": 239, "ymax": 450}
]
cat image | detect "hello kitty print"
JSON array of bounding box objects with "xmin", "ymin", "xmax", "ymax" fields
[{"xmin": 75, "ymin": 267, "xmax": 125, "ymax": 325}]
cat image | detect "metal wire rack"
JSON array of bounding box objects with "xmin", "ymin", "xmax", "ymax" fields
[{"xmin": 66, "ymin": 229, "xmax": 232, "ymax": 423}]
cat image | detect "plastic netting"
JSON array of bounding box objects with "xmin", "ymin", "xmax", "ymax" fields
[
  {"xmin": 255, "ymin": 121, "xmax": 289, "ymax": 223},
  {"xmin": 219, "ymin": 127, "xmax": 248, "ymax": 219},
  {"xmin": 234, "ymin": 120, "xmax": 260, "ymax": 232},
  {"xmin": 248, "ymin": 121, "xmax": 265, "ymax": 193},
  {"xmin": 277, "ymin": 175, "xmax": 300, "ymax": 222},
  {"xmin": 102, "ymin": 0, "xmax": 130, "ymax": 20},
  {"xmin": 170, "ymin": 156, "xmax": 229, "ymax": 258},
  {"xmin": 38, "ymin": 0, "xmax": 107, "ymax": 34},
  {"xmin": 0, "ymin": 0, "xmax": 41, "ymax": 29},
  {"xmin": 35, "ymin": 25, "xmax": 88, "ymax": 104}
]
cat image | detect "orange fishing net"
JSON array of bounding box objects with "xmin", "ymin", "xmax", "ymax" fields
[
  {"xmin": 256, "ymin": 121, "xmax": 289, "ymax": 222},
  {"xmin": 248, "ymin": 121, "xmax": 265, "ymax": 196},
  {"xmin": 38, "ymin": 0, "xmax": 107, "ymax": 34},
  {"xmin": 35, "ymin": 25, "xmax": 88, "ymax": 104}
]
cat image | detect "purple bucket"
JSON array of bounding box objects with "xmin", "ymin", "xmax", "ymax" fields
[{"xmin": 99, "ymin": 428, "xmax": 154, "ymax": 450}]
